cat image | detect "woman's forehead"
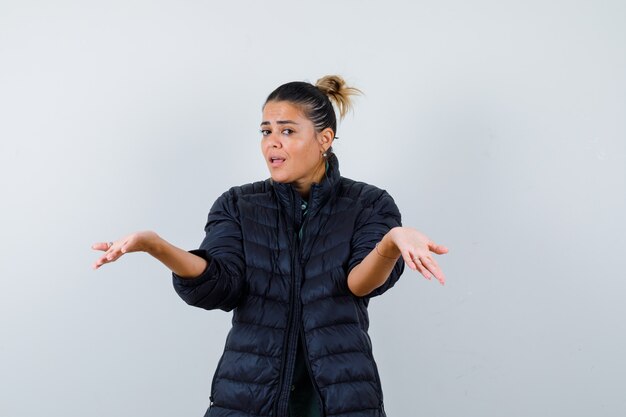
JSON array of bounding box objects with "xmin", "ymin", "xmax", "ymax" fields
[{"xmin": 262, "ymin": 101, "xmax": 308, "ymax": 124}]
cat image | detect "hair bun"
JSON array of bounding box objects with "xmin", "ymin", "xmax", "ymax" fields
[{"xmin": 315, "ymin": 75, "xmax": 361, "ymax": 119}]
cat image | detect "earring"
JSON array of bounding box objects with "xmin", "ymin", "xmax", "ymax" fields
[{"xmin": 322, "ymin": 151, "xmax": 328, "ymax": 158}]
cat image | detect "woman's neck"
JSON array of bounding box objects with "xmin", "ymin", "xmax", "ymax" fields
[{"xmin": 294, "ymin": 161, "xmax": 326, "ymax": 200}]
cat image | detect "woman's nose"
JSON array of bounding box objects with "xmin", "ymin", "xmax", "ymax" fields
[{"xmin": 267, "ymin": 132, "xmax": 282, "ymax": 148}]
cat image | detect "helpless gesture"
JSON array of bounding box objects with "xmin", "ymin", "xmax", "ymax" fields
[
  {"xmin": 91, "ymin": 231, "xmax": 208, "ymax": 278},
  {"xmin": 91, "ymin": 231, "xmax": 160, "ymax": 270},
  {"xmin": 90, "ymin": 75, "xmax": 449, "ymax": 417},
  {"xmin": 347, "ymin": 226, "xmax": 448, "ymax": 297},
  {"xmin": 387, "ymin": 226, "xmax": 448, "ymax": 284}
]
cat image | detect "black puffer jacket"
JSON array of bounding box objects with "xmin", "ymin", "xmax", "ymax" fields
[{"xmin": 173, "ymin": 154, "xmax": 404, "ymax": 417}]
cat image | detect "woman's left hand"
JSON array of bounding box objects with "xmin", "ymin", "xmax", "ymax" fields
[{"xmin": 386, "ymin": 226, "xmax": 448, "ymax": 285}]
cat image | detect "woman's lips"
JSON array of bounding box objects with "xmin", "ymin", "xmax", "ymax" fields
[{"xmin": 269, "ymin": 157, "xmax": 285, "ymax": 167}]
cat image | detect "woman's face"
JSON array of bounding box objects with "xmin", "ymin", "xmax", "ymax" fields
[{"xmin": 260, "ymin": 100, "xmax": 333, "ymax": 195}]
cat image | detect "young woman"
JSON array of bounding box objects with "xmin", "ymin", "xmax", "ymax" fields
[{"xmin": 92, "ymin": 75, "xmax": 448, "ymax": 417}]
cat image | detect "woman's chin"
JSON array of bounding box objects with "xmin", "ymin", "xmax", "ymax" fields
[{"xmin": 270, "ymin": 173, "xmax": 291, "ymax": 184}]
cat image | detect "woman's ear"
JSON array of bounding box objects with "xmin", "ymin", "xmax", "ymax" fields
[{"xmin": 318, "ymin": 127, "xmax": 335, "ymax": 152}]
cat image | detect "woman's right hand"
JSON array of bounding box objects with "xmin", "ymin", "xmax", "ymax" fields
[{"xmin": 91, "ymin": 231, "xmax": 161, "ymax": 270}]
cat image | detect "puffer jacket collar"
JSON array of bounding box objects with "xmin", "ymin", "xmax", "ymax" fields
[{"xmin": 270, "ymin": 152, "xmax": 341, "ymax": 222}]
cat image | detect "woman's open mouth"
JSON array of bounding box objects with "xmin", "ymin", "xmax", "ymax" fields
[{"xmin": 269, "ymin": 157, "xmax": 285, "ymax": 167}]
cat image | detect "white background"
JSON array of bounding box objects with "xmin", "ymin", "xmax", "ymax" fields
[{"xmin": 1, "ymin": 1, "xmax": 625, "ymax": 416}]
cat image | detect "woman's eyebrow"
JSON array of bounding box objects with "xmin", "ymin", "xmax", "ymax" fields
[{"xmin": 260, "ymin": 120, "xmax": 300, "ymax": 126}]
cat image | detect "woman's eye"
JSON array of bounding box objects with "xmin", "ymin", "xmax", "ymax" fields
[
  {"xmin": 282, "ymin": 129, "xmax": 293, "ymax": 135},
  {"xmin": 260, "ymin": 129, "xmax": 270, "ymax": 136}
]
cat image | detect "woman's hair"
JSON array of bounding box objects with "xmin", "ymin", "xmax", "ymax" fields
[{"xmin": 264, "ymin": 75, "xmax": 361, "ymax": 137}]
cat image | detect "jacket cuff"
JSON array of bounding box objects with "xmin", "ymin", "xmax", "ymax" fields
[{"xmin": 172, "ymin": 249, "xmax": 214, "ymax": 287}]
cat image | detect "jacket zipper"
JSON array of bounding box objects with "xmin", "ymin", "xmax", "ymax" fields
[
  {"xmin": 298, "ymin": 194, "xmax": 326, "ymax": 417},
  {"xmin": 274, "ymin": 197, "xmax": 303, "ymax": 417},
  {"xmin": 295, "ymin": 200, "xmax": 325, "ymax": 416}
]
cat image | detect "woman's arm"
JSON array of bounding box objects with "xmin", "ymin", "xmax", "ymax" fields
[
  {"xmin": 91, "ymin": 231, "xmax": 208, "ymax": 278},
  {"xmin": 347, "ymin": 226, "xmax": 448, "ymax": 297}
]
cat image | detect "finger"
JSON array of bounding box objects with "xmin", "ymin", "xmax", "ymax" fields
[
  {"xmin": 415, "ymin": 261, "xmax": 432, "ymax": 280},
  {"xmin": 106, "ymin": 249, "xmax": 121, "ymax": 261},
  {"xmin": 428, "ymin": 242, "xmax": 449, "ymax": 254},
  {"xmin": 110, "ymin": 243, "xmax": 130, "ymax": 260},
  {"xmin": 93, "ymin": 255, "xmax": 110, "ymax": 269},
  {"xmin": 93, "ymin": 258, "xmax": 108, "ymax": 269},
  {"xmin": 105, "ymin": 242, "xmax": 117, "ymax": 255},
  {"xmin": 401, "ymin": 253, "xmax": 419, "ymax": 272},
  {"xmin": 92, "ymin": 242, "xmax": 112, "ymax": 252},
  {"xmin": 411, "ymin": 253, "xmax": 433, "ymax": 280},
  {"xmin": 421, "ymin": 257, "xmax": 446, "ymax": 285},
  {"xmin": 120, "ymin": 238, "xmax": 132, "ymax": 254}
]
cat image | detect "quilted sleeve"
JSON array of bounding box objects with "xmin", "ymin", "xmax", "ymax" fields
[
  {"xmin": 172, "ymin": 190, "xmax": 245, "ymax": 312},
  {"xmin": 347, "ymin": 189, "xmax": 405, "ymax": 298}
]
